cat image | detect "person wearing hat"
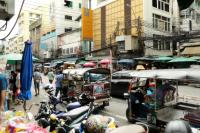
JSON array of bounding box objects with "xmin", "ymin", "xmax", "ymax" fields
[{"xmin": 136, "ymin": 65, "xmax": 145, "ymax": 71}]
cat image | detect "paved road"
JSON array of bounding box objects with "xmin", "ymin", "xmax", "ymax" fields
[
  {"xmin": 13, "ymin": 75, "xmax": 200, "ymax": 126},
  {"xmin": 100, "ymin": 85, "xmax": 200, "ymax": 125}
]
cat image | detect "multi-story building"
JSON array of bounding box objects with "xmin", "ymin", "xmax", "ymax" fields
[
  {"xmin": 40, "ymin": 0, "xmax": 82, "ymax": 59},
  {"xmin": 180, "ymin": 0, "xmax": 200, "ymax": 32},
  {"xmin": 92, "ymin": 0, "xmax": 180, "ymax": 58},
  {"xmin": 180, "ymin": 0, "xmax": 200, "ymax": 56},
  {"xmin": 58, "ymin": 28, "xmax": 81, "ymax": 57},
  {"xmin": 8, "ymin": 10, "xmax": 41, "ymax": 54},
  {"xmin": 29, "ymin": 6, "xmax": 55, "ymax": 57}
]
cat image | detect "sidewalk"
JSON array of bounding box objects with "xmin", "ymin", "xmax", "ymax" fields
[{"xmin": 13, "ymin": 75, "xmax": 50, "ymax": 116}]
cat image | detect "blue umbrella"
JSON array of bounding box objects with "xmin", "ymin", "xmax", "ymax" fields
[{"xmin": 18, "ymin": 41, "xmax": 33, "ymax": 111}]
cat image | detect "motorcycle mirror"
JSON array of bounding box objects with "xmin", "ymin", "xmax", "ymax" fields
[{"xmin": 124, "ymin": 93, "xmax": 129, "ymax": 99}]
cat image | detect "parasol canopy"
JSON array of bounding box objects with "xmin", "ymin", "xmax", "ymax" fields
[
  {"xmin": 83, "ymin": 62, "xmax": 96, "ymax": 67},
  {"xmin": 118, "ymin": 59, "xmax": 134, "ymax": 64},
  {"xmin": 0, "ymin": 53, "xmax": 39, "ymax": 64},
  {"xmin": 154, "ymin": 56, "xmax": 173, "ymax": 62},
  {"xmin": 168, "ymin": 57, "xmax": 196, "ymax": 63},
  {"xmin": 18, "ymin": 41, "xmax": 33, "ymax": 101},
  {"xmin": 99, "ymin": 59, "xmax": 110, "ymax": 64}
]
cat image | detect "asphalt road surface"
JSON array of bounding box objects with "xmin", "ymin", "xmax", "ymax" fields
[
  {"xmin": 13, "ymin": 75, "xmax": 200, "ymax": 127},
  {"xmin": 100, "ymin": 85, "xmax": 200, "ymax": 126}
]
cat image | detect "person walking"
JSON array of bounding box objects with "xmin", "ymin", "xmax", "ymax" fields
[
  {"xmin": 14, "ymin": 69, "xmax": 21, "ymax": 105},
  {"xmin": 0, "ymin": 72, "xmax": 8, "ymax": 111},
  {"xmin": 55, "ymin": 70, "xmax": 63, "ymax": 97},
  {"xmin": 33, "ymin": 68, "xmax": 42, "ymax": 96},
  {"xmin": 9, "ymin": 71, "xmax": 17, "ymax": 103},
  {"xmin": 48, "ymin": 69, "xmax": 55, "ymax": 84}
]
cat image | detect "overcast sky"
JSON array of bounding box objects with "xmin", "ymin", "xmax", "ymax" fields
[{"xmin": 0, "ymin": 0, "xmax": 97, "ymax": 41}]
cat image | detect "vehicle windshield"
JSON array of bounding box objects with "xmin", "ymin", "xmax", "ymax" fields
[{"xmin": 84, "ymin": 73, "xmax": 108, "ymax": 82}]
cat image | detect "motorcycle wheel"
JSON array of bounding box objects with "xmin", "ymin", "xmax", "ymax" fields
[
  {"xmin": 126, "ymin": 108, "xmax": 135, "ymax": 123},
  {"xmin": 56, "ymin": 127, "xmax": 67, "ymax": 133}
]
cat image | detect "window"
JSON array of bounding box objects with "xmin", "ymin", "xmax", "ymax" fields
[
  {"xmin": 153, "ymin": 34, "xmax": 171, "ymax": 50},
  {"xmin": 66, "ymin": 48, "xmax": 69, "ymax": 54},
  {"xmin": 36, "ymin": 14, "xmax": 40, "ymax": 19},
  {"xmin": 29, "ymin": 13, "xmax": 33, "ymax": 17},
  {"xmin": 79, "ymin": 3, "xmax": 82, "ymax": 8},
  {"xmin": 153, "ymin": 14, "xmax": 170, "ymax": 31},
  {"xmin": 62, "ymin": 49, "xmax": 65, "ymax": 54},
  {"xmin": 65, "ymin": 15, "xmax": 72, "ymax": 20},
  {"xmin": 64, "ymin": 0, "xmax": 73, "ymax": 8},
  {"xmin": 152, "ymin": 0, "xmax": 169, "ymax": 12},
  {"xmin": 153, "ymin": 0, "xmax": 157, "ymax": 7},
  {"xmin": 70, "ymin": 48, "xmax": 73, "ymax": 53},
  {"xmin": 65, "ymin": 27, "xmax": 72, "ymax": 32}
]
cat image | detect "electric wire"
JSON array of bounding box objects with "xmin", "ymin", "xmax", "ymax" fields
[{"xmin": 0, "ymin": 0, "xmax": 26, "ymax": 40}]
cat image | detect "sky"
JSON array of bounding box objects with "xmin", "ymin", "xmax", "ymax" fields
[{"xmin": 0, "ymin": 0, "xmax": 97, "ymax": 41}]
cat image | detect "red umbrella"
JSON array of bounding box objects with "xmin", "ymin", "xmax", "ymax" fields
[
  {"xmin": 99, "ymin": 59, "xmax": 110, "ymax": 64},
  {"xmin": 83, "ymin": 62, "xmax": 96, "ymax": 67}
]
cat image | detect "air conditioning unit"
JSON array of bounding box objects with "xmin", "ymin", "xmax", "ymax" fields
[{"xmin": 0, "ymin": 0, "xmax": 15, "ymax": 21}]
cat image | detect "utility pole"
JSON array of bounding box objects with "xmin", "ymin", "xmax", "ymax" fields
[
  {"xmin": 110, "ymin": 34, "xmax": 113, "ymax": 80},
  {"xmin": 137, "ymin": 16, "xmax": 144, "ymax": 56}
]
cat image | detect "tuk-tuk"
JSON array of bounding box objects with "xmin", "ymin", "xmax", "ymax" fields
[
  {"xmin": 62, "ymin": 68, "xmax": 111, "ymax": 107},
  {"xmin": 123, "ymin": 69, "xmax": 200, "ymax": 131}
]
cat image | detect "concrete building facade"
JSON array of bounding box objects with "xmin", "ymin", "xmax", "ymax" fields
[
  {"xmin": 180, "ymin": 0, "xmax": 200, "ymax": 32},
  {"xmin": 29, "ymin": 5, "xmax": 55, "ymax": 58},
  {"xmin": 8, "ymin": 10, "xmax": 41, "ymax": 54},
  {"xmin": 39, "ymin": 0, "xmax": 82, "ymax": 59},
  {"xmin": 92, "ymin": 0, "xmax": 179, "ymax": 57},
  {"xmin": 58, "ymin": 28, "xmax": 81, "ymax": 56}
]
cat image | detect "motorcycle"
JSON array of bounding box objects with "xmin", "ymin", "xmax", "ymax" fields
[
  {"xmin": 35, "ymin": 89, "xmax": 91, "ymax": 121},
  {"xmin": 37, "ymin": 97, "xmax": 97, "ymax": 132}
]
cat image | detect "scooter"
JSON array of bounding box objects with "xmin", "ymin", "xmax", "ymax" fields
[{"xmin": 37, "ymin": 97, "xmax": 97, "ymax": 132}]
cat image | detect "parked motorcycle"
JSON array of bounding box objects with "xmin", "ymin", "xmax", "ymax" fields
[{"xmin": 37, "ymin": 97, "xmax": 97, "ymax": 132}]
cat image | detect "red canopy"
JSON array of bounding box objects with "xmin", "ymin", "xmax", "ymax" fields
[
  {"xmin": 99, "ymin": 59, "xmax": 110, "ymax": 64},
  {"xmin": 83, "ymin": 62, "xmax": 96, "ymax": 67}
]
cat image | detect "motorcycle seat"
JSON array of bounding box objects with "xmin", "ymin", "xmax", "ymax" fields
[
  {"xmin": 67, "ymin": 102, "xmax": 81, "ymax": 111},
  {"xmin": 64, "ymin": 106, "xmax": 89, "ymax": 120}
]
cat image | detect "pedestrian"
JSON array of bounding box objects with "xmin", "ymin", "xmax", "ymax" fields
[
  {"xmin": 9, "ymin": 71, "xmax": 17, "ymax": 103},
  {"xmin": 55, "ymin": 70, "xmax": 63, "ymax": 97},
  {"xmin": 15, "ymin": 69, "xmax": 21, "ymax": 105},
  {"xmin": 48, "ymin": 69, "xmax": 55, "ymax": 84},
  {"xmin": 0, "ymin": 72, "xmax": 8, "ymax": 111},
  {"xmin": 33, "ymin": 68, "xmax": 42, "ymax": 96}
]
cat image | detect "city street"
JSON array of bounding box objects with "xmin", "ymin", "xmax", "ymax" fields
[{"xmin": 13, "ymin": 74, "xmax": 200, "ymax": 127}]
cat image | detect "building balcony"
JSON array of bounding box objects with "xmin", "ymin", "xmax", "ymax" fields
[{"xmin": 29, "ymin": 18, "xmax": 42, "ymax": 30}]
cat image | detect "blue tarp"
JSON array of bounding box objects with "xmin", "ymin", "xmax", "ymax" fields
[{"xmin": 19, "ymin": 41, "xmax": 33, "ymax": 100}]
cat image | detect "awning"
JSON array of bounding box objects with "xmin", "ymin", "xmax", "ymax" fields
[
  {"xmin": 118, "ymin": 59, "xmax": 134, "ymax": 64},
  {"xmin": 168, "ymin": 57, "xmax": 196, "ymax": 63},
  {"xmin": 181, "ymin": 46, "xmax": 200, "ymax": 56}
]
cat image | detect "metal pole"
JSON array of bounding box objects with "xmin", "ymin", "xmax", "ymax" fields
[{"xmin": 110, "ymin": 35, "xmax": 113, "ymax": 80}]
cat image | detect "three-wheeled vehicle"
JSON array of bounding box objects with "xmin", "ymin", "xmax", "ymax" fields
[
  {"xmin": 62, "ymin": 68, "xmax": 111, "ymax": 107},
  {"xmin": 123, "ymin": 69, "xmax": 200, "ymax": 131}
]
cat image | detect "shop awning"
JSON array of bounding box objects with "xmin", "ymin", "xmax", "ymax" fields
[
  {"xmin": 168, "ymin": 57, "xmax": 196, "ymax": 63},
  {"xmin": 181, "ymin": 46, "xmax": 200, "ymax": 56}
]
